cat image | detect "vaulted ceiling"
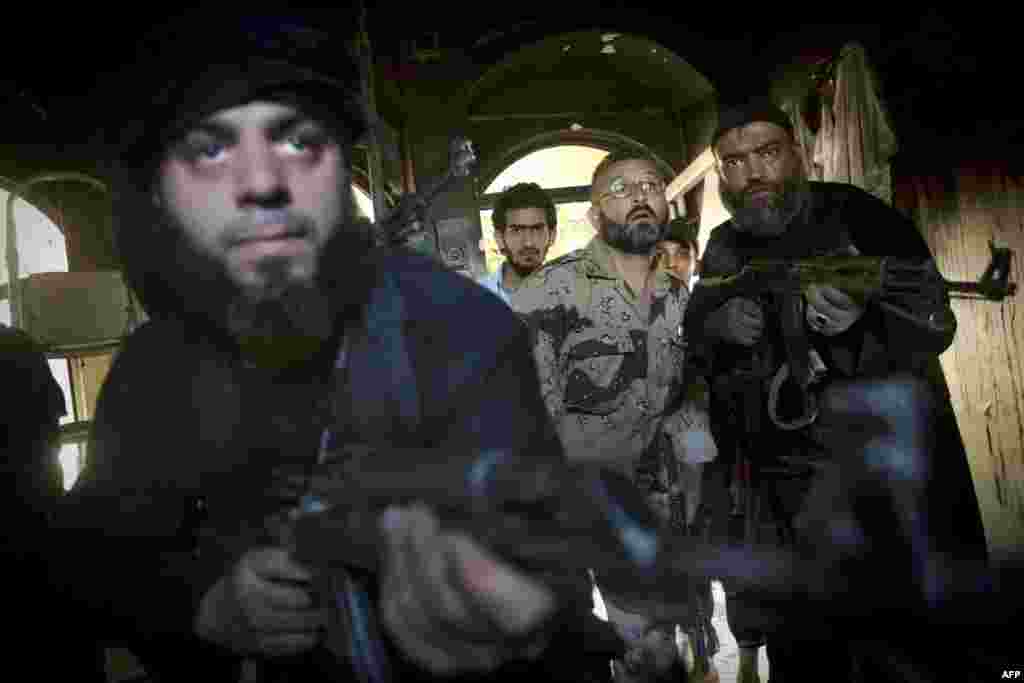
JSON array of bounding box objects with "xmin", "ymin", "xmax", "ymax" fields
[
  {"xmin": 0, "ymin": 5, "xmax": 1011, "ymax": 153},
  {"xmin": 464, "ymin": 30, "xmax": 714, "ymax": 118}
]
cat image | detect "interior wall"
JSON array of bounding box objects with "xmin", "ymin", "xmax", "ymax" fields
[
  {"xmin": 764, "ymin": 45, "xmax": 1024, "ymax": 564},
  {"xmin": 678, "ymin": 95, "xmax": 718, "ymax": 168},
  {"xmin": 894, "ymin": 158, "xmax": 1024, "ymax": 564}
]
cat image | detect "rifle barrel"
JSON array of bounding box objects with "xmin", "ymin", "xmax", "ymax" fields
[{"xmin": 946, "ymin": 280, "xmax": 1017, "ymax": 300}]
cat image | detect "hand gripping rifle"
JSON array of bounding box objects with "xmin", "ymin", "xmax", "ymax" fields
[
  {"xmin": 288, "ymin": 446, "xmax": 740, "ymax": 602},
  {"xmin": 685, "ymin": 240, "xmax": 1016, "ymax": 430},
  {"xmin": 269, "ymin": 444, "xmax": 813, "ymax": 682},
  {"xmin": 265, "ymin": 418, "xmax": 1022, "ymax": 680}
]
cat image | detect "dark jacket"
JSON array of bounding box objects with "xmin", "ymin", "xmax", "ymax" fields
[
  {"xmin": 1, "ymin": 324, "xmax": 65, "ymax": 516},
  {"xmin": 686, "ymin": 183, "xmax": 990, "ymax": 676},
  {"xmin": 689, "ymin": 180, "xmax": 984, "ymax": 516},
  {"xmin": 54, "ymin": 248, "xmax": 614, "ymax": 681},
  {"xmin": 2, "ymin": 326, "xmax": 108, "ymax": 681}
]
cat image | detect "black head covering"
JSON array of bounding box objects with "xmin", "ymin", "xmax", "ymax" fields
[
  {"xmin": 107, "ymin": 10, "xmax": 370, "ymax": 174},
  {"xmin": 711, "ymin": 96, "xmax": 794, "ymax": 149},
  {"xmin": 101, "ymin": 10, "xmax": 377, "ymax": 326}
]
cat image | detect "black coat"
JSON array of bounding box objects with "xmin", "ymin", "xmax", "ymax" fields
[
  {"xmin": 1, "ymin": 324, "xmax": 65, "ymax": 516},
  {"xmin": 2, "ymin": 326, "xmax": 109, "ymax": 681},
  {"xmin": 687, "ymin": 183, "xmax": 993, "ymax": 680},
  {"xmin": 690, "ymin": 182, "xmax": 985, "ymax": 546},
  {"xmin": 54, "ymin": 249, "xmax": 615, "ymax": 681}
]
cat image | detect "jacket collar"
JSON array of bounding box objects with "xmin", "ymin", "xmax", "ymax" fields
[{"xmin": 581, "ymin": 236, "xmax": 674, "ymax": 300}]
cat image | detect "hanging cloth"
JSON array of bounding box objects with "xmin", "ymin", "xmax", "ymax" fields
[{"xmin": 813, "ymin": 43, "xmax": 899, "ymax": 204}]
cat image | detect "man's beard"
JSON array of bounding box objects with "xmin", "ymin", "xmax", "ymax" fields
[
  {"xmin": 224, "ymin": 254, "xmax": 336, "ymax": 369},
  {"xmin": 720, "ymin": 174, "xmax": 809, "ymax": 237},
  {"xmin": 502, "ymin": 248, "xmax": 544, "ymax": 278},
  {"xmin": 135, "ymin": 195, "xmax": 375, "ymax": 369},
  {"xmin": 599, "ymin": 205, "xmax": 666, "ymax": 255}
]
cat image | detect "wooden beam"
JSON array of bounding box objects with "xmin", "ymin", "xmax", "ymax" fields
[{"xmin": 666, "ymin": 146, "xmax": 715, "ymax": 202}]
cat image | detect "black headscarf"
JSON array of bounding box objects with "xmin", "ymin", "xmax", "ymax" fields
[
  {"xmin": 102, "ymin": 11, "xmax": 377, "ymax": 348},
  {"xmin": 712, "ymin": 96, "xmax": 795, "ymax": 149}
]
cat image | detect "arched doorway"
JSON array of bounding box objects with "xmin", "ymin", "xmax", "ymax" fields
[
  {"xmin": 480, "ymin": 145, "xmax": 605, "ymax": 273},
  {"xmin": 477, "ymin": 130, "xmax": 677, "ymax": 274},
  {"xmin": 465, "ymin": 30, "xmax": 709, "ymax": 276}
]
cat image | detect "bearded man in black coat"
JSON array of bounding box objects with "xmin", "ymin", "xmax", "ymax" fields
[{"xmin": 52, "ymin": 11, "xmax": 620, "ymax": 682}]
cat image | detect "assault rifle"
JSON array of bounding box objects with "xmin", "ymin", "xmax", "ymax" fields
[
  {"xmin": 287, "ymin": 446, "xmax": 780, "ymax": 602},
  {"xmin": 279, "ymin": 446, "xmax": 772, "ymax": 683},
  {"xmin": 372, "ymin": 136, "xmax": 477, "ymax": 263},
  {"xmin": 688, "ymin": 239, "xmax": 1015, "ymax": 339},
  {"xmin": 265, "ymin": 391, "xmax": 1023, "ymax": 681},
  {"xmin": 684, "ymin": 241, "xmax": 1016, "ymax": 429}
]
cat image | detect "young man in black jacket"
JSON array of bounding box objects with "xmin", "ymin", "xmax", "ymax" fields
[{"xmin": 54, "ymin": 11, "xmax": 619, "ymax": 682}]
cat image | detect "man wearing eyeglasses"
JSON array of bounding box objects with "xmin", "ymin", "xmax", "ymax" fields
[
  {"xmin": 514, "ymin": 150, "xmax": 694, "ymax": 466},
  {"xmin": 514, "ymin": 150, "xmax": 717, "ymax": 681},
  {"xmin": 480, "ymin": 182, "xmax": 558, "ymax": 305}
]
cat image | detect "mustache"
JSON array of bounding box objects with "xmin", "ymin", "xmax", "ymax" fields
[
  {"xmin": 627, "ymin": 205, "xmax": 656, "ymax": 221},
  {"xmin": 745, "ymin": 183, "xmax": 779, "ymax": 196},
  {"xmin": 221, "ymin": 210, "xmax": 314, "ymax": 247}
]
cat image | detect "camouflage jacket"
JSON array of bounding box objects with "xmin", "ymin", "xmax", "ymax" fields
[{"xmin": 512, "ymin": 237, "xmax": 711, "ymax": 473}]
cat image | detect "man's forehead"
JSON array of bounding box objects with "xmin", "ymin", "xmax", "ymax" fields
[
  {"xmin": 506, "ymin": 206, "xmax": 549, "ymax": 224},
  {"xmin": 198, "ymin": 100, "xmax": 313, "ymax": 130},
  {"xmin": 716, "ymin": 121, "xmax": 791, "ymax": 156},
  {"xmin": 597, "ymin": 158, "xmax": 661, "ymax": 186}
]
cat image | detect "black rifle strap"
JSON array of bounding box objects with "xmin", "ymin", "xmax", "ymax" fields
[
  {"xmin": 778, "ymin": 293, "xmax": 812, "ymax": 389},
  {"xmin": 315, "ymin": 269, "xmax": 422, "ymax": 683}
]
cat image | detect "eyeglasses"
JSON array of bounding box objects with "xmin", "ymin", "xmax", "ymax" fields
[{"xmin": 599, "ymin": 177, "xmax": 665, "ymax": 201}]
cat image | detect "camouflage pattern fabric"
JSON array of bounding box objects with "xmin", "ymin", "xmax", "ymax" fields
[
  {"xmin": 512, "ymin": 236, "xmax": 707, "ymax": 475},
  {"xmin": 514, "ymin": 236, "xmax": 720, "ymax": 668}
]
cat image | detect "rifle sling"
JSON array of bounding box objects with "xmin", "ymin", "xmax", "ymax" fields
[{"xmin": 778, "ymin": 293, "xmax": 812, "ymax": 389}]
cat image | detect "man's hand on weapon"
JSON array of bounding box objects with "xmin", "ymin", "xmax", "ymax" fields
[
  {"xmin": 194, "ymin": 547, "xmax": 327, "ymax": 657},
  {"xmin": 378, "ymin": 503, "xmax": 556, "ymax": 676},
  {"xmin": 804, "ymin": 283, "xmax": 864, "ymax": 336},
  {"xmin": 613, "ymin": 626, "xmax": 679, "ymax": 682},
  {"xmin": 706, "ymin": 297, "xmax": 764, "ymax": 346}
]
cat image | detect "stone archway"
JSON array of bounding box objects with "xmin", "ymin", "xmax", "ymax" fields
[
  {"xmin": 476, "ymin": 129, "xmax": 676, "ymax": 273},
  {"xmin": 476, "ymin": 127, "xmax": 676, "ymax": 199}
]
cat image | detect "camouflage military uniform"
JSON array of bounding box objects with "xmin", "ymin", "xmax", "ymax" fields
[
  {"xmin": 513, "ymin": 236, "xmax": 719, "ymax": 676},
  {"xmin": 512, "ymin": 236, "xmax": 705, "ymax": 473}
]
